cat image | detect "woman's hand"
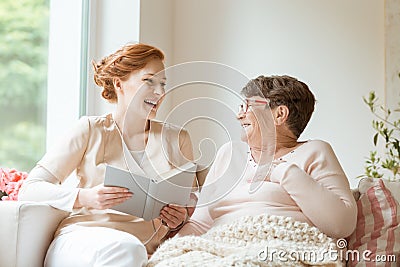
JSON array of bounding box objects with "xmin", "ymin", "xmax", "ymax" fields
[
  {"xmin": 159, "ymin": 204, "xmax": 188, "ymax": 229},
  {"xmin": 74, "ymin": 184, "xmax": 133, "ymax": 210}
]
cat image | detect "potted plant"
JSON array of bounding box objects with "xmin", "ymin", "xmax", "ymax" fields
[{"xmin": 360, "ymin": 82, "xmax": 400, "ymax": 181}]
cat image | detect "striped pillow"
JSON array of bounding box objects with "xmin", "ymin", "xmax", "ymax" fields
[{"xmin": 347, "ymin": 178, "xmax": 400, "ymax": 266}]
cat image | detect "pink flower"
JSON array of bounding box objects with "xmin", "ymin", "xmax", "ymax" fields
[
  {"xmin": 0, "ymin": 168, "xmax": 28, "ymax": 201},
  {"xmin": 0, "ymin": 169, "xmax": 10, "ymax": 190}
]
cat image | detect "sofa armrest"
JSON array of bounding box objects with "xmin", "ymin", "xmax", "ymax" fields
[{"xmin": 0, "ymin": 201, "xmax": 69, "ymax": 267}]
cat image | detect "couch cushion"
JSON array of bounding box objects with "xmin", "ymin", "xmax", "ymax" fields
[
  {"xmin": 346, "ymin": 178, "xmax": 400, "ymax": 266},
  {"xmin": 0, "ymin": 201, "xmax": 68, "ymax": 267}
]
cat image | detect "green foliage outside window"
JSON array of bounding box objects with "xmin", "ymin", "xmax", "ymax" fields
[{"xmin": 0, "ymin": 0, "xmax": 49, "ymax": 171}]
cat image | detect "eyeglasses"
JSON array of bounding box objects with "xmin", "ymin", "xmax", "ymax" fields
[{"xmin": 238, "ymin": 98, "xmax": 270, "ymax": 113}]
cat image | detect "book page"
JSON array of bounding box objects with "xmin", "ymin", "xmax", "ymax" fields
[
  {"xmin": 104, "ymin": 165, "xmax": 150, "ymax": 217},
  {"xmin": 146, "ymin": 163, "xmax": 196, "ymax": 220}
]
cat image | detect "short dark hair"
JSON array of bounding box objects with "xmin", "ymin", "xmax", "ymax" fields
[{"xmin": 241, "ymin": 75, "xmax": 316, "ymax": 138}]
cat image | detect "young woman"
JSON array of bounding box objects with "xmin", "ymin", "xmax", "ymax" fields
[{"xmin": 19, "ymin": 43, "xmax": 194, "ymax": 267}]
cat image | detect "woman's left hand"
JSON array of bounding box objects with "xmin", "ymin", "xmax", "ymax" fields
[{"xmin": 159, "ymin": 204, "xmax": 188, "ymax": 229}]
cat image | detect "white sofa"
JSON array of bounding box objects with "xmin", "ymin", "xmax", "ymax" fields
[
  {"xmin": 0, "ymin": 201, "xmax": 68, "ymax": 267},
  {"xmin": 0, "ymin": 178, "xmax": 398, "ymax": 267}
]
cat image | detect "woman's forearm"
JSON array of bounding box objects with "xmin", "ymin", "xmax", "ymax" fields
[
  {"xmin": 272, "ymin": 163, "xmax": 357, "ymax": 238},
  {"xmin": 19, "ymin": 165, "xmax": 79, "ymax": 212}
]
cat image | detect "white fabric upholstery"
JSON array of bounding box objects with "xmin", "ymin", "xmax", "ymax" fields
[{"xmin": 0, "ymin": 201, "xmax": 68, "ymax": 267}]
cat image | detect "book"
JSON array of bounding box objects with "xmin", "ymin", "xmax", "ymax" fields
[{"xmin": 104, "ymin": 162, "xmax": 196, "ymax": 221}]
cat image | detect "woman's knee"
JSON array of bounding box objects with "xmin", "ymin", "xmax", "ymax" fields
[
  {"xmin": 45, "ymin": 228, "xmax": 147, "ymax": 267},
  {"xmin": 95, "ymin": 232, "xmax": 147, "ymax": 266}
]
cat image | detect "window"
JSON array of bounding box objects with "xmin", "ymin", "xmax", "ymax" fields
[{"xmin": 0, "ymin": 0, "xmax": 50, "ymax": 171}]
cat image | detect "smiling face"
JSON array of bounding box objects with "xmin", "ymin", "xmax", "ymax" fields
[
  {"xmin": 237, "ymin": 96, "xmax": 276, "ymax": 150},
  {"xmin": 118, "ymin": 58, "xmax": 166, "ymax": 120}
]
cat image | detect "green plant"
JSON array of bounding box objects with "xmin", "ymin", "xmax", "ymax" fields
[{"xmin": 360, "ymin": 87, "xmax": 400, "ymax": 181}]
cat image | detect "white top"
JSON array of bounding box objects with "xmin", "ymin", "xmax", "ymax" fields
[{"xmin": 130, "ymin": 150, "xmax": 145, "ymax": 166}]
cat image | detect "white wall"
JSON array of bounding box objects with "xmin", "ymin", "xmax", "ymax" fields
[
  {"xmin": 385, "ymin": 0, "xmax": 400, "ymax": 111},
  {"xmin": 140, "ymin": 0, "xmax": 385, "ymax": 187},
  {"xmin": 86, "ymin": 0, "xmax": 141, "ymax": 116},
  {"xmin": 139, "ymin": 0, "xmax": 174, "ymax": 119},
  {"xmin": 86, "ymin": 0, "xmax": 385, "ymax": 188}
]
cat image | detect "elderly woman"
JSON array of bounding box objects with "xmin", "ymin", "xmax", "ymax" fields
[{"xmin": 148, "ymin": 75, "xmax": 357, "ymax": 266}]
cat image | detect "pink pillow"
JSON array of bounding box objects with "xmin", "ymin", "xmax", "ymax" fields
[{"xmin": 347, "ymin": 178, "xmax": 399, "ymax": 266}]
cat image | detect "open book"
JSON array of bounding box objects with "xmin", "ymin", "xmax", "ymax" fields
[{"xmin": 104, "ymin": 162, "xmax": 196, "ymax": 221}]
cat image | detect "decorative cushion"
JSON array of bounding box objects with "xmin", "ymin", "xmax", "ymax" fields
[{"xmin": 347, "ymin": 178, "xmax": 400, "ymax": 266}]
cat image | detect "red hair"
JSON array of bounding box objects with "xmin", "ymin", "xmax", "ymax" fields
[{"xmin": 92, "ymin": 43, "xmax": 165, "ymax": 103}]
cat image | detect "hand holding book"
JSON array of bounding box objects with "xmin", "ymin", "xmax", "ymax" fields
[
  {"xmin": 75, "ymin": 183, "xmax": 133, "ymax": 210},
  {"xmin": 104, "ymin": 162, "xmax": 197, "ymax": 221},
  {"xmin": 160, "ymin": 204, "xmax": 189, "ymax": 229}
]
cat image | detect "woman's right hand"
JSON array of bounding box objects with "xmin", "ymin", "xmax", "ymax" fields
[{"xmin": 74, "ymin": 184, "xmax": 133, "ymax": 209}]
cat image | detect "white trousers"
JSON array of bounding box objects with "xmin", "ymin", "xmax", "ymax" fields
[{"xmin": 44, "ymin": 226, "xmax": 148, "ymax": 267}]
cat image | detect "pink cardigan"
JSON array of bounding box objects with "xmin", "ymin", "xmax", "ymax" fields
[{"xmin": 179, "ymin": 140, "xmax": 357, "ymax": 238}]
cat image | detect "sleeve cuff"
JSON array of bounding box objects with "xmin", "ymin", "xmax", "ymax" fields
[{"xmin": 67, "ymin": 188, "xmax": 81, "ymax": 212}]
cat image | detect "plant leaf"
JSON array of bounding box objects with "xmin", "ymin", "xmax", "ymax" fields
[{"xmin": 373, "ymin": 133, "xmax": 378, "ymax": 146}]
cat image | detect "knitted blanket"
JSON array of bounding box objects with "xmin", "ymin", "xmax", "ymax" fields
[{"xmin": 148, "ymin": 214, "xmax": 344, "ymax": 267}]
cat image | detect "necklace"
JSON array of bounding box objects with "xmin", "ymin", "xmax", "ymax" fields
[{"xmin": 245, "ymin": 148, "xmax": 293, "ymax": 183}]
